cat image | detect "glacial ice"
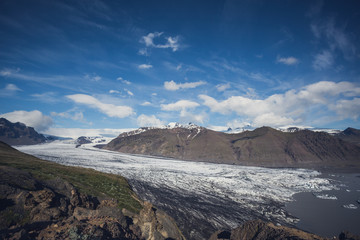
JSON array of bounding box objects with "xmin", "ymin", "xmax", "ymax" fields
[
  {"xmin": 312, "ymin": 193, "xmax": 338, "ymax": 200},
  {"xmin": 343, "ymin": 204, "xmax": 358, "ymax": 209}
]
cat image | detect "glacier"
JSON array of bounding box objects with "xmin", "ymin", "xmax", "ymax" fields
[{"xmin": 16, "ymin": 141, "xmax": 337, "ymax": 240}]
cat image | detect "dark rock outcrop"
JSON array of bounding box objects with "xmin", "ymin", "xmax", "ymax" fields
[
  {"xmin": 105, "ymin": 126, "xmax": 360, "ymax": 170},
  {"xmin": 209, "ymin": 219, "xmax": 360, "ymax": 240},
  {"xmin": 0, "ymin": 118, "xmax": 46, "ymax": 145}
]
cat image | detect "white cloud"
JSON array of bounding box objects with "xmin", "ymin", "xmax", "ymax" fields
[
  {"xmin": 0, "ymin": 68, "xmax": 20, "ymax": 76},
  {"xmin": 277, "ymin": 56, "xmax": 299, "ymax": 65},
  {"xmin": 216, "ymin": 83, "xmax": 231, "ymax": 92},
  {"xmin": 179, "ymin": 111, "xmax": 206, "ymax": 124},
  {"xmin": 137, "ymin": 114, "xmax": 164, "ymax": 127},
  {"xmin": 84, "ymin": 74, "xmax": 102, "ymax": 81},
  {"xmin": 31, "ymin": 92, "xmax": 59, "ymax": 103},
  {"xmin": 66, "ymin": 94, "xmax": 134, "ymax": 118},
  {"xmin": 0, "ymin": 110, "xmax": 53, "ymax": 131},
  {"xmin": 164, "ymin": 80, "xmax": 206, "ymax": 91},
  {"xmin": 161, "ymin": 100, "xmax": 199, "ymax": 111},
  {"xmin": 140, "ymin": 32, "xmax": 180, "ymax": 52},
  {"xmin": 141, "ymin": 101, "xmax": 151, "ymax": 106},
  {"xmin": 199, "ymin": 81, "xmax": 360, "ymax": 127},
  {"xmin": 51, "ymin": 109, "xmax": 85, "ymax": 122},
  {"xmin": 310, "ymin": 18, "xmax": 357, "ymax": 63},
  {"xmin": 138, "ymin": 64, "xmax": 153, "ymax": 69},
  {"xmin": 142, "ymin": 32, "xmax": 163, "ymax": 47},
  {"xmin": 117, "ymin": 77, "xmax": 131, "ymax": 85},
  {"xmin": 138, "ymin": 48, "xmax": 149, "ymax": 56},
  {"xmin": 329, "ymin": 98, "xmax": 360, "ymax": 120},
  {"xmin": 226, "ymin": 119, "xmax": 252, "ymax": 129},
  {"xmin": 109, "ymin": 90, "xmax": 120, "ymax": 94},
  {"xmin": 313, "ymin": 50, "xmax": 334, "ymax": 70},
  {"xmin": 5, "ymin": 84, "xmax": 22, "ymax": 91},
  {"xmin": 0, "ymin": 83, "xmax": 22, "ymax": 96},
  {"xmin": 253, "ymin": 113, "xmax": 295, "ymax": 127}
]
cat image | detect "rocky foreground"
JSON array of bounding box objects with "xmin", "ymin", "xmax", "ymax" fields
[{"xmin": 0, "ymin": 141, "xmax": 184, "ymax": 239}]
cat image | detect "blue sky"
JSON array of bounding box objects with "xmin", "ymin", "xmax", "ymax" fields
[{"xmin": 1, "ymin": 0, "xmax": 360, "ymax": 136}]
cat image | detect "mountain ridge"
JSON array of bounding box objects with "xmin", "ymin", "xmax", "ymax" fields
[
  {"xmin": 0, "ymin": 118, "xmax": 46, "ymax": 145},
  {"xmin": 104, "ymin": 125, "xmax": 360, "ymax": 170}
]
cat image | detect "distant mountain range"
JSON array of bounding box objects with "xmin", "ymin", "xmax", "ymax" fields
[
  {"xmin": 0, "ymin": 118, "xmax": 47, "ymax": 145},
  {"xmin": 104, "ymin": 123, "xmax": 360, "ymax": 170}
]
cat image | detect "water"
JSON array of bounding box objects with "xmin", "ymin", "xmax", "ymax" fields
[
  {"xmin": 286, "ymin": 173, "xmax": 360, "ymax": 237},
  {"xmin": 15, "ymin": 141, "xmax": 357, "ymax": 239}
]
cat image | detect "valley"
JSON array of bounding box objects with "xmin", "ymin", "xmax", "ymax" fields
[{"xmin": 16, "ymin": 140, "xmax": 358, "ymax": 240}]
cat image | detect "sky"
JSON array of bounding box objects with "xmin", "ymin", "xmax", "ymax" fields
[{"xmin": 1, "ymin": 0, "xmax": 360, "ymax": 137}]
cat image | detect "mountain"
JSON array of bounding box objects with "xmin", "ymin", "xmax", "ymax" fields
[
  {"xmin": 0, "ymin": 141, "xmax": 185, "ymax": 240},
  {"xmin": 0, "ymin": 118, "xmax": 46, "ymax": 145},
  {"xmin": 335, "ymin": 127, "xmax": 360, "ymax": 146},
  {"xmin": 104, "ymin": 124, "xmax": 360, "ymax": 170}
]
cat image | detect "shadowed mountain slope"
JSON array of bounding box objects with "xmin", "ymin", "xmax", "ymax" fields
[{"xmin": 0, "ymin": 118, "xmax": 46, "ymax": 145}]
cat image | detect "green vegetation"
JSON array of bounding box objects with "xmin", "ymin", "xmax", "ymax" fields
[
  {"xmin": 0, "ymin": 143, "xmax": 142, "ymax": 213},
  {"xmin": 0, "ymin": 207, "xmax": 30, "ymax": 229}
]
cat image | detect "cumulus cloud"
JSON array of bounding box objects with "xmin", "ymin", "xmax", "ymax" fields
[
  {"xmin": 216, "ymin": 83, "xmax": 231, "ymax": 92},
  {"xmin": 141, "ymin": 101, "xmax": 151, "ymax": 106},
  {"xmin": 66, "ymin": 94, "xmax": 134, "ymax": 118},
  {"xmin": 137, "ymin": 114, "xmax": 164, "ymax": 127},
  {"xmin": 313, "ymin": 50, "xmax": 334, "ymax": 70},
  {"xmin": 199, "ymin": 81, "xmax": 360, "ymax": 127},
  {"xmin": 161, "ymin": 100, "xmax": 203, "ymax": 124},
  {"xmin": 161, "ymin": 100, "xmax": 199, "ymax": 111},
  {"xmin": 140, "ymin": 32, "xmax": 180, "ymax": 52},
  {"xmin": 0, "ymin": 110, "xmax": 53, "ymax": 131},
  {"xmin": 164, "ymin": 80, "xmax": 206, "ymax": 91},
  {"xmin": 329, "ymin": 98, "xmax": 360, "ymax": 120},
  {"xmin": 277, "ymin": 56, "xmax": 299, "ymax": 65},
  {"xmin": 179, "ymin": 111, "xmax": 206, "ymax": 124},
  {"xmin": 138, "ymin": 64, "xmax": 153, "ymax": 69}
]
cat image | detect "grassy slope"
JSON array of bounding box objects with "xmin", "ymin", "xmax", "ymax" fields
[{"xmin": 0, "ymin": 142, "xmax": 142, "ymax": 213}]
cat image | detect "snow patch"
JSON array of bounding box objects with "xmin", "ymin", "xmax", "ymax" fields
[{"xmin": 121, "ymin": 122, "xmax": 202, "ymax": 137}]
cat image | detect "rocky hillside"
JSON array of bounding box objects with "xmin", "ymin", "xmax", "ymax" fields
[
  {"xmin": 0, "ymin": 141, "xmax": 185, "ymax": 240},
  {"xmin": 0, "ymin": 118, "xmax": 46, "ymax": 145},
  {"xmin": 209, "ymin": 220, "xmax": 359, "ymax": 240},
  {"xmin": 105, "ymin": 125, "xmax": 360, "ymax": 170}
]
